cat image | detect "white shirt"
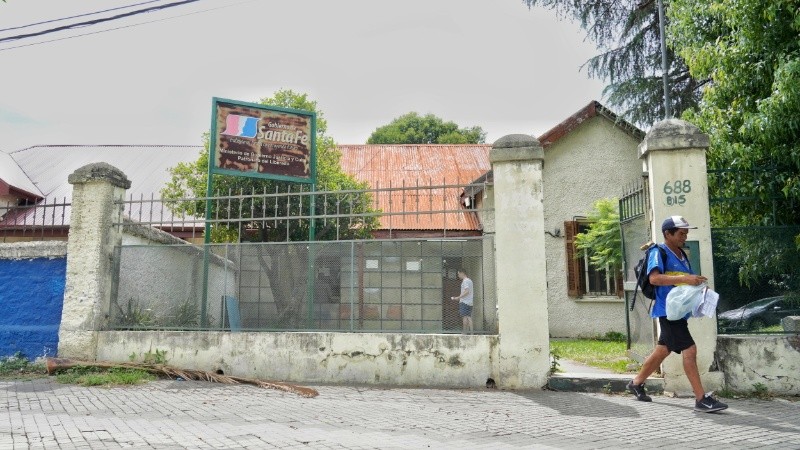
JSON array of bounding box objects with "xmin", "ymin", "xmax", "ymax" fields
[{"xmin": 460, "ymin": 277, "xmax": 474, "ymax": 306}]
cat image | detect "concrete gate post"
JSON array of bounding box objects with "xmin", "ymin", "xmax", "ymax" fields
[
  {"xmin": 491, "ymin": 134, "xmax": 550, "ymax": 388},
  {"xmin": 639, "ymin": 119, "xmax": 724, "ymax": 395},
  {"xmin": 58, "ymin": 163, "xmax": 131, "ymax": 360}
]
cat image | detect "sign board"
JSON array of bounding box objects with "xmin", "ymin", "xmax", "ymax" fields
[{"xmin": 209, "ymin": 97, "xmax": 316, "ymax": 184}]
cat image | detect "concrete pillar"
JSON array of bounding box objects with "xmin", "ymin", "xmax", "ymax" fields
[
  {"xmin": 58, "ymin": 163, "xmax": 131, "ymax": 360},
  {"xmin": 490, "ymin": 134, "xmax": 549, "ymax": 388},
  {"xmin": 639, "ymin": 119, "xmax": 724, "ymax": 395}
]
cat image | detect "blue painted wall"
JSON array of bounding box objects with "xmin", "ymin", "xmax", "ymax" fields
[{"xmin": 0, "ymin": 258, "xmax": 66, "ymax": 359}]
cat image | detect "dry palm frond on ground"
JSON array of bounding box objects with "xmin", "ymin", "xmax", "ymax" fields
[{"xmin": 45, "ymin": 358, "xmax": 318, "ymax": 398}]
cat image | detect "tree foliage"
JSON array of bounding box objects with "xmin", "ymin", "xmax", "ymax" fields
[
  {"xmin": 574, "ymin": 198, "xmax": 622, "ymax": 272},
  {"xmin": 669, "ymin": 0, "xmax": 800, "ymax": 290},
  {"xmin": 161, "ymin": 90, "xmax": 379, "ymax": 327},
  {"xmin": 366, "ymin": 112, "xmax": 486, "ymax": 144},
  {"xmin": 162, "ymin": 89, "xmax": 379, "ymax": 242},
  {"xmin": 522, "ymin": 0, "xmax": 702, "ymax": 126}
]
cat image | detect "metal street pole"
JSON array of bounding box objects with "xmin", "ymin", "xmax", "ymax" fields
[{"xmin": 658, "ymin": 0, "xmax": 671, "ymax": 118}]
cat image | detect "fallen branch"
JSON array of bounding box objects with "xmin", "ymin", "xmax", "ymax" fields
[{"xmin": 45, "ymin": 357, "xmax": 318, "ymax": 398}]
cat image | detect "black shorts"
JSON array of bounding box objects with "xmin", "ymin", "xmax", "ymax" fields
[{"xmin": 657, "ymin": 317, "xmax": 695, "ymax": 354}]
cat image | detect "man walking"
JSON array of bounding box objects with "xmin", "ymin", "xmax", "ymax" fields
[
  {"xmin": 451, "ymin": 269, "xmax": 473, "ymax": 333},
  {"xmin": 627, "ymin": 216, "xmax": 728, "ymax": 413}
]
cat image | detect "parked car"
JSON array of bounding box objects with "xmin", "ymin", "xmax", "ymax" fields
[{"xmin": 718, "ymin": 295, "xmax": 800, "ymax": 331}]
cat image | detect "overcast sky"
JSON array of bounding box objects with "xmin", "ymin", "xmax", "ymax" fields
[{"xmin": 0, "ymin": 0, "xmax": 606, "ymax": 151}]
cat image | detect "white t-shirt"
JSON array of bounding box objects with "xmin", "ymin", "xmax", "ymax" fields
[{"xmin": 460, "ymin": 277, "xmax": 474, "ymax": 306}]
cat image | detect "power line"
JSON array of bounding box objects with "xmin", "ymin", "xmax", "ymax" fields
[
  {"xmin": 0, "ymin": 0, "xmax": 201, "ymax": 44},
  {"xmin": 0, "ymin": 0, "xmax": 257, "ymax": 52},
  {"xmin": 0, "ymin": 0, "xmax": 164, "ymax": 33}
]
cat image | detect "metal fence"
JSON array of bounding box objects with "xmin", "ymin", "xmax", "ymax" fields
[
  {"xmin": 0, "ymin": 197, "xmax": 70, "ymax": 242},
  {"xmin": 712, "ymin": 226, "xmax": 800, "ymax": 335},
  {"xmin": 110, "ymin": 182, "xmax": 496, "ymax": 333},
  {"xmin": 619, "ymin": 178, "xmax": 656, "ymax": 361},
  {"xmin": 708, "ymin": 168, "xmax": 800, "ymax": 335},
  {"xmin": 111, "ymin": 238, "xmax": 496, "ymax": 333}
]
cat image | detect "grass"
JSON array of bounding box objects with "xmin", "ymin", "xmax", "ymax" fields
[
  {"xmin": 550, "ymin": 337, "xmax": 638, "ymax": 374},
  {"xmin": 0, "ymin": 353, "xmax": 47, "ymax": 380},
  {"xmin": 0, "ymin": 353, "xmax": 155, "ymax": 386},
  {"xmin": 55, "ymin": 366, "xmax": 156, "ymax": 387}
]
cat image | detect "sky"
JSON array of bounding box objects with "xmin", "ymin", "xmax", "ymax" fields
[{"xmin": 0, "ymin": 0, "xmax": 606, "ymax": 151}]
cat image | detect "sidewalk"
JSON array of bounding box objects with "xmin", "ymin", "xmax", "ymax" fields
[{"xmin": 1, "ymin": 378, "xmax": 798, "ymax": 449}]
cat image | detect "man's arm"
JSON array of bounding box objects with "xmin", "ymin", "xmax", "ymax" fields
[{"xmin": 649, "ymin": 270, "xmax": 706, "ymax": 286}]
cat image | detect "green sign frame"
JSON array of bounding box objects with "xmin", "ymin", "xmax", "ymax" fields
[{"xmin": 209, "ymin": 97, "xmax": 317, "ymax": 185}]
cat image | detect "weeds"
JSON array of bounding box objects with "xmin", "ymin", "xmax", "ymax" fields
[
  {"xmin": 549, "ymin": 348, "xmax": 561, "ymax": 374},
  {"xmin": 55, "ymin": 366, "xmax": 155, "ymax": 387},
  {"xmin": 0, "ymin": 353, "xmax": 46, "ymax": 379},
  {"xmin": 129, "ymin": 348, "xmax": 168, "ymax": 365}
]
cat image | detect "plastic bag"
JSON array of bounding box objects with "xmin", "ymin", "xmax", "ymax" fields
[
  {"xmin": 666, "ymin": 284, "xmax": 706, "ymax": 320},
  {"xmin": 693, "ymin": 287, "xmax": 719, "ymax": 318}
]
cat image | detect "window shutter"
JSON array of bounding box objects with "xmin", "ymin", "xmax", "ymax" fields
[{"xmin": 564, "ymin": 221, "xmax": 582, "ymax": 297}]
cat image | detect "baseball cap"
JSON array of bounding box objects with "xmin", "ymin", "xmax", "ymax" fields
[{"xmin": 662, "ymin": 215, "xmax": 697, "ymax": 231}]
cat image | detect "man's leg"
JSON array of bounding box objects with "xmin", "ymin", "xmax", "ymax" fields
[
  {"xmin": 632, "ymin": 344, "xmax": 670, "ymax": 385},
  {"xmin": 627, "ymin": 344, "xmax": 670, "ymax": 401},
  {"xmin": 466, "ymin": 316, "xmax": 473, "ymax": 333},
  {"xmin": 681, "ymin": 345, "xmax": 706, "ymax": 401}
]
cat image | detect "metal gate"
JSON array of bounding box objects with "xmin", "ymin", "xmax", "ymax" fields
[{"xmin": 619, "ymin": 178, "xmax": 656, "ymax": 362}]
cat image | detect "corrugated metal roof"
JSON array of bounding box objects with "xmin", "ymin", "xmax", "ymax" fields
[
  {"xmin": 338, "ymin": 144, "xmax": 491, "ymax": 231},
  {"xmin": 2, "ymin": 145, "xmax": 204, "ymax": 230},
  {"xmin": 3, "ymin": 144, "xmax": 491, "ymax": 233},
  {"xmin": 0, "ymin": 151, "xmax": 42, "ymax": 197},
  {"xmin": 8, "ymin": 145, "xmax": 204, "ymax": 200}
]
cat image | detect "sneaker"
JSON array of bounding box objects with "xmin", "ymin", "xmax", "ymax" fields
[
  {"xmin": 626, "ymin": 381, "xmax": 652, "ymax": 402},
  {"xmin": 695, "ymin": 393, "xmax": 728, "ymax": 413}
]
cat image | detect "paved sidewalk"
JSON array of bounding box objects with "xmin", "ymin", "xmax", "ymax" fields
[{"xmin": 1, "ymin": 378, "xmax": 799, "ymax": 449}]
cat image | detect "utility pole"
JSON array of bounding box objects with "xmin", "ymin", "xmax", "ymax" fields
[{"xmin": 657, "ymin": 0, "xmax": 671, "ymax": 118}]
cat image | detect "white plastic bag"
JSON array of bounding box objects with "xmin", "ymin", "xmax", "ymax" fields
[{"xmin": 666, "ymin": 284, "xmax": 706, "ymax": 320}]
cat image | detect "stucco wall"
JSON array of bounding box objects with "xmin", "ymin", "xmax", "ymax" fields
[
  {"xmin": 96, "ymin": 330, "xmax": 498, "ymax": 387},
  {"xmin": 543, "ymin": 116, "xmax": 642, "ymax": 338},
  {"xmin": 0, "ymin": 241, "xmax": 67, "ymax": 358},
  {"xmin": 717, "ymin": 335, "xmax": 800, "ymax": 395},
  {"xmin": 116, "ymin": 227, "xmax": 236, "ymax": 328}
]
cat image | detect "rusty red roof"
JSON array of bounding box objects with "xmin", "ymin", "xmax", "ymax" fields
[
  {"xmin": 538, "ymin": 100, "xmax": 644, "ymax": 148},
  {"xmin": 338, "ymin": 144, "xmax": 491, "ymax": 232}
]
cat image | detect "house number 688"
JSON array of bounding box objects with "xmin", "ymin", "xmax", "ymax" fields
[
  {"xmin": 663, "ymin": 180, "xmax": 691, "ymax": 195},
  {"xmin": 663, "ymin": 180, "xmax": 691, "ymax": 206}
]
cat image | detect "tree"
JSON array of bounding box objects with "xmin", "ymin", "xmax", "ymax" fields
[
  {"xmin": 522, "ymin": 0, "xmax": 702, "ymax": 126},
  {"xmin": 161, "ymin": 89, "xmax": 380, "ymax": 327},
  {"xmin": 367, "ymin": 112, "xmax": 486, "ymax": 144},
  {"xmin": 575, "ymin": 198, "xmax": 622, "ymax": 273},
  {"xmin": 669, "ymin": 0, "xmax": 800, "ymax": 290}
]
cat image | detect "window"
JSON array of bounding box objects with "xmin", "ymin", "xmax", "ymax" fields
[{"xmin": 564, "ymin": 220, "xmax": 622, "ymax": 297}]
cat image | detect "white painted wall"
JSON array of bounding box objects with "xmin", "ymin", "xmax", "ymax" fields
[
  {"xmin": 117, "ymin": 228, "xmax": 236, "ymax": 329},
  {"xmin": 543, "ymin": 116, "xmax": 642, "ymax": 338},
  {"xmin": 96, "ymin": 330, "xmax": 498, "ymax": 387}
]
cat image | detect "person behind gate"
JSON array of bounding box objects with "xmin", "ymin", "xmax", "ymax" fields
[
  {"xmin": 451, "ymin": 269, "xmax": 473, "ymax": 334},
  {"xmin": 626, "ymin": 215, "xmax": 728, "ymax": 413}
]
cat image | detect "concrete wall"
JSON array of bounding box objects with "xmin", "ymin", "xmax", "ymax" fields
[
  {"xmin": 543, "ymin": 116, "xmax": 642, "ymax": 337},
  {"xmin": 97, "ymin": 331, "xmax": 497, "ymax": 387},
  {"xmin": 54, "ymin": 138, "xmax": 550, "ymax": 389},
  {"xmin": 116, "ymin": 223, "xmax": 235, "ymax": 329},
  {"xmin": 717, "ymin": 335, "xmax": 800, "ymax": 395},
  {"xmin": 0, "ymin": 241, "xmax": 67, "ymax": 358}
]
